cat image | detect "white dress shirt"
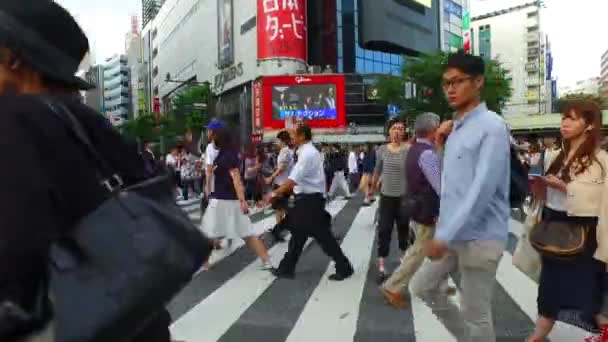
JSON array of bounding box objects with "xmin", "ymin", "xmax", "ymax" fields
[
  {"xmin": 289, "ymin": 142, "xmax": 326, "ymax": 194},
  {"xmin": 348, "ymin": 151, "xmax": 358, "ymax": 174},
  {"xmin": 275, "ymin": 146, "xmax": 295, "ymax": 185},
  {"xmin": 205, "ymin": 142, "xmax": 219, "ymax": 193}
]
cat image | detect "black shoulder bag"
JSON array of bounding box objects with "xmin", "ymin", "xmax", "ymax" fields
[{"xmin": 43, "ymin": 100, "xmax": 212, "ymax": 342}]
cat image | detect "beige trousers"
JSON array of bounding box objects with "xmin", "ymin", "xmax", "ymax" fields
[
  {"xmin": 410, "ymin": 240, "xmax": 505, "ymax": 342},
  {"xmin": 384, "ymin": 222, "xmax": 435, "ymax": 294}
]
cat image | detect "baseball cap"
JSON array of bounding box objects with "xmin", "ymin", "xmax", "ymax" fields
[{"xmin": 205, "ymin": 119, "xmax": 227, "ymax": 130}]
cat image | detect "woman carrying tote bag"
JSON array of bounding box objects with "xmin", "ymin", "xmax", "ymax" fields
[{"xmin": 527, "ymin": 99, "xmax": 608, "ymax": 342}]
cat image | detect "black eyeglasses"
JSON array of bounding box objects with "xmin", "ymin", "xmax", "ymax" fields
[{"xmin": 441, "ymin": 76, "xmax": 473, "ymax": 89}]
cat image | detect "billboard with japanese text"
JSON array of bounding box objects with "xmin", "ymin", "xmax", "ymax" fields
[
  {"xmin": 260, "ymin": 75, "xmax": 346, "ymax": 129},
  {"xmin": 257, "ymin": 0, "xmax": 307, "ymax": 61}
]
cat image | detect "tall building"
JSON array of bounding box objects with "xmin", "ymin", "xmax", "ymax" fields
[
  {"xmin": 601, "ymin": 49, "xmax": 608, "ymax": 100},
  {"xmin": 142, "ymin": 0, "xmax": 164, "ymax": 28},
  {"xmin": 126, "ymin": 16, "xmax": 145, "ymax": 118},
  {"xmin": 102, "ymin": 55, "xmax": 130, "ymax": 124},
  {"xmin": 440, "ymin": 0, "xmax": 470, "ymax": 52},
  {"xmin": 142, "ymin": 0, "xmax": 441, "ymax": 144},
  {"xmin": 83, "ymin": 65, "xmax": 104, "ymax": 112},
  {"xmin": 471, "ymin": 1, "xmax": 554, "ymax": 116},
  {"xmin": 561, "ymin": 77, "xmax": 600, "ymax": 96}
]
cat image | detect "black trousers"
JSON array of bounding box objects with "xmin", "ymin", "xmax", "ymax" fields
[
  {"xmin": 278, "ymin": 194, "xmax": 351, "ymax": 274},
  {"xmin": 131, "ymin": 309, "xmax": 171, "ymax": 342},
  {"xmin": 377, "ymin": 194, "xmax": 409, "ymax": 258}
]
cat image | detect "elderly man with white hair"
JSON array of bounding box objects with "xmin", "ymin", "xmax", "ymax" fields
[{"xmin": 381, "ymin": 112, "xmax": 446, "ymax": 308}]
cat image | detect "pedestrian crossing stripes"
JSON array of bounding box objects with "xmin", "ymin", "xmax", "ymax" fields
[{"xmin": 169, "ymin": 198, "xmax": 592, "ymax": 342}]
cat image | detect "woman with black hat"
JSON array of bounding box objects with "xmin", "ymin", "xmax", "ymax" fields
[{"xmin": 0, "ymin": 1, "xmax": 172, "ymax": 341}]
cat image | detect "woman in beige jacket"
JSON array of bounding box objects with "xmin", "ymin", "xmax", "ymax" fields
[{"xmin": 528, "ymin": 99, "xmax": 608, "ymax": 342}]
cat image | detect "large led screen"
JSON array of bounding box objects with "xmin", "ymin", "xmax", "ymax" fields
[
  {"xmin": 271, "ymin": 84, "xmax": 338, "ymax": 120},
  {"xmin": 261, "ymin": 74, "xmax": 346, "ymax": 130}
]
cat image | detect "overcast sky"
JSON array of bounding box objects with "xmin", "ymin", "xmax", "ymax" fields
[{"xmin": 57, "ymin": 0, "xmax": 606, "ymax": 88}]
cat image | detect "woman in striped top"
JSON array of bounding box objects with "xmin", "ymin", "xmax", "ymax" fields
[{"xmin": 371, "ymin": 119, "xmax": 410, "ymax": 283}]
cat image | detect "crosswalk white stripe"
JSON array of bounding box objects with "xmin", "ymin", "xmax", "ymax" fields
[
  {"xmin": 285, "ymin": 204, "xmax": 377, "ymax": 342},
  {"xmin": 170, "ymin": 200, "xmax": 349, "ymax": 342}
]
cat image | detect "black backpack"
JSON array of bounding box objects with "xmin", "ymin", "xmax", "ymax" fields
[{"xmin": 509, "ymin": 145, "xmax": 529, "ymax": 208}]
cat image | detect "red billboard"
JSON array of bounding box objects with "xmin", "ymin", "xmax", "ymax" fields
[
  {"xmin": 257, "ymin": 0, "xmax": 307, "ymax": 61},
  {"xmin": 260, "ymin": 74, "xmax": 346, "ymax": 130}
]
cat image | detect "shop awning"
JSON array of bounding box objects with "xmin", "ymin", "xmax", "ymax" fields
[{"xmin": 262, "ymin": 133, "xmax": 386, "ymax": 144}]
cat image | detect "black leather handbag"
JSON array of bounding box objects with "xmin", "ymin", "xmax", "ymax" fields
[
  {"xmin": 0, "ymin": 277, "xmax": 52, "ymax": 341},
  {"xmin": 44, "ymin": 100, "xmax": 212, "ymax": 342}
]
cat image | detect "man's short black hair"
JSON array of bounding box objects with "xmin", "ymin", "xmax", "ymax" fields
[
  {"xmin": 296, "ymin": 125, "xmax": 312, "ymax": 141},
  {"xmin": 444, "ymin": 50, "xmax": 485, "ymax": 77},
  {"xmin": 276, "ymin": 130, "xmax": 291, "ymax": 144}
]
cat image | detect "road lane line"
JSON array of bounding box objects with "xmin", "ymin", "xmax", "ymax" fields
[
  {"xmin": 285, "ymin": 205, "xmax": 377, "ymax": 342},
  {"xmin": 170, "ymin": 200, "xmax": 349, "ymax": 342}
]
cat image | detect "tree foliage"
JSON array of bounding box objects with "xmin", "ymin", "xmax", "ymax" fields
[
  {"xmin": 120, "ymin": 83, "xmax": 212, "ymax": 153},
  {"xmin": 375, "ymin": 52, "xmax": 513, "ymax": 120},
  {"xmin": 556, "ymin": 93, "xmax": 606, "ymax": 112}
]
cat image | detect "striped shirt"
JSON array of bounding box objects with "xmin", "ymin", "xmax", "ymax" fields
[{"xmin": 374, "ymin": 143, "xmax": 409, "ymax": 197}]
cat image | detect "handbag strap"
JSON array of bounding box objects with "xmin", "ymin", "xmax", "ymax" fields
[{"xmin": 42, "ymin": 98, "xmax": 123, "ymax": 192}]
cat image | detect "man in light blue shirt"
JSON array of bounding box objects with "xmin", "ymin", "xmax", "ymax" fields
[{"xmin": 410, "ymin": 51, "xmax": 510, "ymax": 342}]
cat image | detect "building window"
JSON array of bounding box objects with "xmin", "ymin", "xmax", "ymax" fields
[
  {"xmin": 152, "ymin": 66, "xmax": 158, "ymax": 77},
  {"xmin": 356, "ymin": 57, "xmax": 364, "ymax": 73},
  {"xmin": 527, "ymin": 11, "xmax": 538, "ymax": 18}
]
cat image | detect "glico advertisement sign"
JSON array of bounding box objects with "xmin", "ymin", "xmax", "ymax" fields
[
  {"xmin": 257, "ymin": 0, "xmax": 307, "ymax": 61},
  {"xmin": 260, "ymin": 74, "xmax": 347, "ymax": 130}
]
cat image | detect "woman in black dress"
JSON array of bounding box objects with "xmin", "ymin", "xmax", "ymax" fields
[{"xmin": 528, "ymin": 99, "xmax": 608, "ymax": 342}]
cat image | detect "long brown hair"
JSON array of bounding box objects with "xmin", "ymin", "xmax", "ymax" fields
[{"xmin": 546, "ymin": 99, "xmax": 604, "ymax": 182}]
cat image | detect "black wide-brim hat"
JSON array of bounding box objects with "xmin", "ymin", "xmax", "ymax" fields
[{"xmin": 0, "ymin": 1, "xmax": 94, "ymax": 90}]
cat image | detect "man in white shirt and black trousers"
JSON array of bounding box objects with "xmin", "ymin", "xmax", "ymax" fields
[{"xmin": 268, "ymin": 125, "xmax": 354, "ymax": 281}]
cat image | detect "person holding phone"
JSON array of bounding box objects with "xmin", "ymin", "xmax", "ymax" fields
[{"xmin": 200, "ymin": 128, "xmax": 272, "ymax": 270}]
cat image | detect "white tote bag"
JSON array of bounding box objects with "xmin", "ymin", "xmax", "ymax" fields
[{"xmin": 512, "ymin": 200, "xmax": 543, "ymax": 283}]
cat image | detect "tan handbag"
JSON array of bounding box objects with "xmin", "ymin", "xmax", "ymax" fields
[{"xmin": 529, "ymin": 219, "xmax": 589, "ymax": 258}]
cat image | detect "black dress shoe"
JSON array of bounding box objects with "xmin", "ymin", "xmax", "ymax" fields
[
  {"xmin": 376, "ymin": 271, "xmax": 387, "ymax": 285},
  {"xmin": 329, "ymin": 267, "xmax": 354, "ymax": 281},
  {"xmin": 271, "ymin": 229, "xmax": 286, "ymax": 242},
  {"xmin": 270, "ymin": 268, "xmax": 295, "ymax": 279}
]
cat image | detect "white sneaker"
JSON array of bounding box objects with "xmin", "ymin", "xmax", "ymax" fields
[{"xmin": 261, "ymin": 260, "xmax": 273, "ymax": 270}]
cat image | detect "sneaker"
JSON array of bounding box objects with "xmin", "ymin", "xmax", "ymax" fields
[
  {"xmin": 584, "ymin": 334, "xmax": 599, "ymax": 342},
  {"xmin": 381, "ymin": 287, "xmax": 408, "ymax": 309},
  {"xmin": 261, "ymin": 260, "xmax": 273, "ymax": 270}
]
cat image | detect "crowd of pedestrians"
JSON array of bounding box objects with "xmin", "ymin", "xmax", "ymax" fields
[{"xmin": 0, "ymin": 2, "xmax": 607, "ymax": 341}]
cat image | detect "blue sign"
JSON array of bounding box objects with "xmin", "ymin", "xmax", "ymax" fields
[
  {"xmin": 546, "ymin": 52, "xmax": 553, "ymax": 81},
  {"xmin": 279, "ymin": 108, "xmax": 337, "ymax": 120},
  {"xmin": 445, "ymin": 0, "xmax": 463, "ymax": 18},
  {"xmin": 387, "ymin": 104, "xmax": 400, "ymax": 118}
]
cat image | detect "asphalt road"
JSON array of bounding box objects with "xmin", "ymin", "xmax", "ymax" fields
[{"xmin": 169, "ymin": 197, "xmax": 590, "ymax": 342}]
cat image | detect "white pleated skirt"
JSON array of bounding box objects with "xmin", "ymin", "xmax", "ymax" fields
[{"xmin": 201, "ymin": 199, "xmax": 255, "ymax": 239}]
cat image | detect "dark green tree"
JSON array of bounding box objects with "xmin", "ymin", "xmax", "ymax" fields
[
  {"xmin": 375, "ymin": 52, "xmax": 513, "ymax": 120},
  {"xmin": 170, "ymin": 84, "xmax": 212, "ymax": 153}
]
